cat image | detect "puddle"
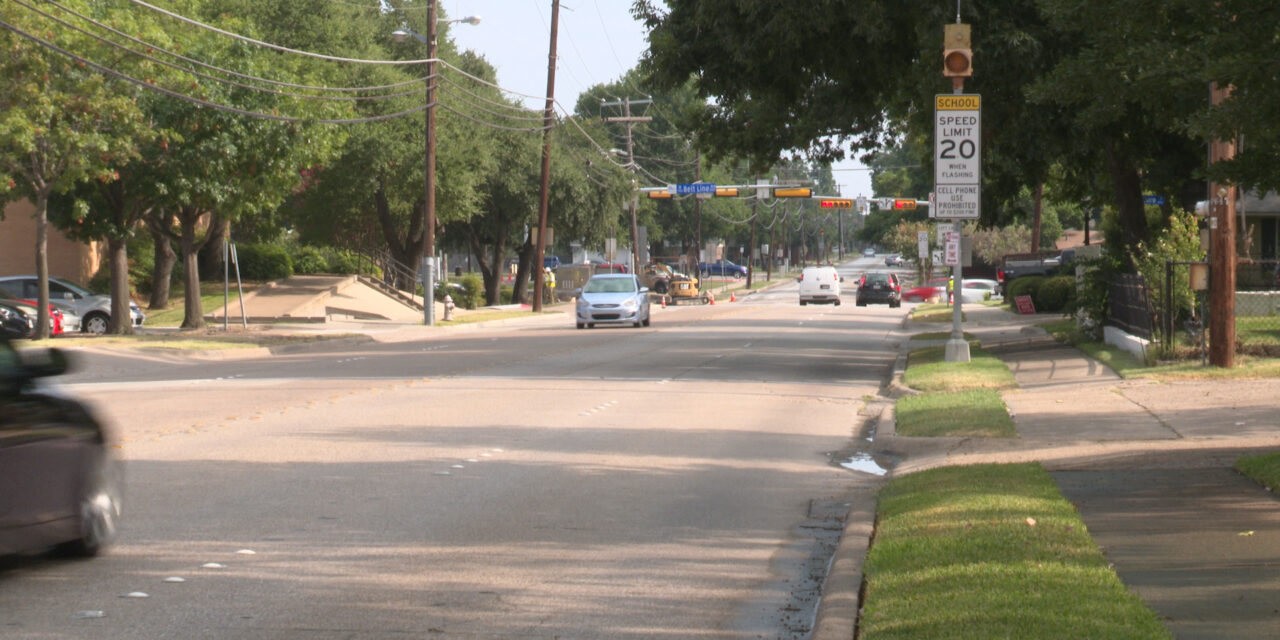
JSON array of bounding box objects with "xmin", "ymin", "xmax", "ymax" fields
[{"xmin": 839, "ymin": 452, "xmax": 888, "ymax": 476}]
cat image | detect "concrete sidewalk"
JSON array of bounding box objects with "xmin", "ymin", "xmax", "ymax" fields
[{"xmin": 816, "ymin": 302, "xmax": 1280, "ymax": 640}]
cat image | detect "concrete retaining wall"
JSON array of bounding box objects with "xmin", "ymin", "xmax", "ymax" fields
[{"xmin": 1105, "ymin": 325, "xmax": 1150, "ymax": 360}]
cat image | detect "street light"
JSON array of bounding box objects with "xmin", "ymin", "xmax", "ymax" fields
[{"xmin": 391, "ymin": 6, "xmax": 480, "ymax": 325}]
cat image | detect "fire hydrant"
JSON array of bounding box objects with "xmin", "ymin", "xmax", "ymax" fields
[{"xmin": 443, "ymin": 294, "xmax": 455, "ymax": 321}]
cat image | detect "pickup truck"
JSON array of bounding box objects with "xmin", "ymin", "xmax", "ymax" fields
[
  {"xmin": 996, "ymin": 251, "xmax": 1077, "ymax": 293},
  {"xmin": 698, "ymin": 260, "xmax": 749, "ymax": 279}
]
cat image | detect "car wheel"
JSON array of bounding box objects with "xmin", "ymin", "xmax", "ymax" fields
[
  {"xmin": 857, "ymin": 300, "xmax": 867, "ymax": 307},
  {"xmin": 576, "ymin": 322, "xmax": 585, "ymax": 329},
  {"xmin": 834, "ymin": 299, "xmax": 842, "ymax": 307},
  {"xmin": 587, "ymin": 323, "xmax": 594, "ymax": 329},
  {"xmin": 56, "ymin": 460, "xmax": 121, "ymax": 558},
  {"xmin": 643, "ymin": 315, "xmax": 650, "ymax": 327},
  {"xmin": 799, "ymin": 300, "xmax": 807, "ymax": 306},
  {"xmin": 82, "ymin": 311, "xmax": 109, "ymax": 335}
]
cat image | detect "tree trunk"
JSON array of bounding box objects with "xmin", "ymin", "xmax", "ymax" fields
[
  {"xmin": 374, "ymin": 182, "xmax": 424, "ymax": 291},
  {"xmin": 199, "ymin": 216, "xmax": 230, "ymax": 278},
  {"xmin": 177, "ymin": 207, "xmax": 207, "ymax": 330},
  {"xmin": 1031, "ymin": 181, "xmax": 1044, "ymax": 253},
  {"xmin": 1105, "ymin": 140, "xmax": 1149, "ymax": 266},
  {"xmin": 511, "ymin": 235, "xmax": 534, "ymax": 305},
  {"xmin": 486, "ymin": 236, "xmax": 507, "ymax": 306},
  {"xmin": 148, "ymin": 216, "xmax": 176, "ymax": 310},
  {"xmin": 465, "ymin": 225, "xmax": 498, "ymax": 305},
  {"xmin": 33, "ymin": 189, "xmax": 52, "ymax": 340},
  {"xmin": 107, "ymin": 235, "xmax": 133, "ymax": 335}
]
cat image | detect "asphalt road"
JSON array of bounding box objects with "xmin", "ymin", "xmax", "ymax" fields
[{"xmin": 1, "ymin": 257, "xmax": 910, "ymax": 639}]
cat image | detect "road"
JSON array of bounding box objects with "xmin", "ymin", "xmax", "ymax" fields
[{"xmin": 1, "ymin": 257, "xmax": 911, "ymax": 639}]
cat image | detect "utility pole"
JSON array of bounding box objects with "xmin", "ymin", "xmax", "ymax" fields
[
  {"xmin": 1208, "ymin": 82, "xmax": 1237, "ymax": 368},
  {"xmin": 531, "ymin": 0, "xmax": 560, "ymax": 312},
  {"xmin": 422, "ymin": 0, "xmax": 439, "ymax": 325},
  {"xmin": 693, "ymin": 151, "xmax": 702, "ymax": 272},
  {"xmin": 747, "ymin": 184, "xmax": 758, "ymax": 289},
  {"xmin": 602, "ymin": 98, "xmax": 652, "ymax": 272}
]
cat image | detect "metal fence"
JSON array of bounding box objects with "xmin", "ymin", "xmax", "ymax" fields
[
  {"xmin": 1159, "ymin": 259, "xmax": 1280, "ymax": 359},
  {"xmin": 1109, "ymin": 274, "xmax": 1155, "ymax": 341}
]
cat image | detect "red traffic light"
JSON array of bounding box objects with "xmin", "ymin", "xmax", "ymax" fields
[
  {"xmin": 819, "ymin": 199, "xmax": 853, "ymax": 209},
  {"xmin": 893, "ymin": 199, "xmax": 917, "ymax": 210}
]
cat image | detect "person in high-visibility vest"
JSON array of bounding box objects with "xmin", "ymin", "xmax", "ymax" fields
[
  {"xmin": 544, "ymin": 267, "xmax": 556, "ymax": 304},
  {"xmin": 946, "ymin": 275, "xmax": 955, "ymax": 304}
]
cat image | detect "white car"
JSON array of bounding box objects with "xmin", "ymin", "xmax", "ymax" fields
[
  {"xmin": 575, "ymin": 274, "xmax": 651, "ymax": 329},
  {"xmin": 0, "ymin": 276, "xmax": 145, "ymax": 334},
  {"xmin": 960, "ymin": 278, "xmax": 1001, "ymax": 303},
  {"xmin": 798, "ymin": 266, "xmax": 842, "ymax": 306}
]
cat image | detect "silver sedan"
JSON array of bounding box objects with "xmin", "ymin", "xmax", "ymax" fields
[{"xmin": 575, "ymin": 274, "xmax": 651, "ymax": 329}]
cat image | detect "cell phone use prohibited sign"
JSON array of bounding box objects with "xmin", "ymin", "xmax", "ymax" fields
[{"xmin": 933, "ymin": 94, "xmax": 980, "ymax": 219}]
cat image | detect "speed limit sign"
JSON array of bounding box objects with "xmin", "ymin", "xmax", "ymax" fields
[{"xmin": 933, "ymin": 94, "xmax": 980, "ymax": 219}]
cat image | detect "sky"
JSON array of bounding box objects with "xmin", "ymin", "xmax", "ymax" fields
[{"xmin": 444, "ymin": 0, "xmax": 874, "ymax": 198}]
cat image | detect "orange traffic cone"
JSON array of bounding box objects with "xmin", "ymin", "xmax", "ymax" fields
[
  {"xmin": 708, "ymin": 292, "xmax": 715, "ymax": 305},
  {"xmin": 729, "ymin": 292, "xmax": 736, "ymax": 302},
  {"xmin": 661, "ymin": 296, "xmax": 667, "ymax": 308}
]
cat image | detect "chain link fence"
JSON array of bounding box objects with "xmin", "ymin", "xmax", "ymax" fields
[{"xmin": 1158, "ymin": 259, "xmax": 1280, "ymax": 360}]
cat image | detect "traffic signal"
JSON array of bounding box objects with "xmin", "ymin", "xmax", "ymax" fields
[
  {"xmin": 647, "ymin": 191, "xmax": 672, "ymax": 199},
  {"xmin": 893, "ymin": 199, "xmax": 917, "ymax": 210},
  {"xmin": 943, "ymin": 23, "xmax": 972, "ymax": 78},
  {"xmin": 715, "ymin": 188, "xmax": 739, "ymax": 197},
  {"xmin": 774, "ymin": 188, "xmax": 812, "ymax": 198},
  {"xmin": 819, "ymin": 199, "xmax": 853, "ymax": 209}
]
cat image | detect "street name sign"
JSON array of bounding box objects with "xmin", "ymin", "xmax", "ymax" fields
[
  {"xmin": 671, "ymin": 182, "xmax": 716, "ymax": 196},
  {"xmin": 933, "ymin": 94, "xmax": 981, "ymax": 219}
]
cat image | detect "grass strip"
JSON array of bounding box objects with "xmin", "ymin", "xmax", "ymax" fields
[
  {"xmin": 1235, "ymin": 453, "xmax": 1280, "ymax": 491},
  {"xmin": 1041, "ymin": 319, "xmax": 1280, "ymax": 380},
  {"xmin": 903, "ymin": 344, "xmax": 1016, "ymax": 392},
  {"xmin": 895, "ymin": 389, "xmax": 1015, "ymax": 437},
  {"xmin": 437, "ymin": 310, "xmax": 541, "ymax": 326},
  {"xmin": 859, "ymin": 463, "xmax": 1173, "ymax": 640},
  {"xmin": 911, "ymin": 303, "xmax": 964, "ymax": 323}
]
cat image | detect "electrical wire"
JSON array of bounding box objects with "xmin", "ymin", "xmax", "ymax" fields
[
  {"xmin": 12, "ymin": 0, "xmax": 430, "ymax": 104},
  {"xmin": 27, "ymin": 0, "xmax": 437, "ymax": 93},
  {"xmin": 0, "ymin": 20, "xmax": 431, "ymax": 124},
  {"xmin": 123, "ymin": 0, "xmax": 437, "ymax": 65}
]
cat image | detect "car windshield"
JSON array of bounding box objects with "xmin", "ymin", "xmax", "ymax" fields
[
  {"xmin": 583, "ymin": 278, "xmax": 636, "ymax": 294},
  {"xmin": 864, "ymin": 274, "xmax": 890, "ymax": 284}
]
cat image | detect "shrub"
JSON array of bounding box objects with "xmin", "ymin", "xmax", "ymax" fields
[
  {"xmin": 291, "ymin": 246, "xmax": 328, "ymax": 274},
  {"xmin": 1034, "ymin": 275, "xmax": 1075, "ymax": 313},
  {"xmin": 235, "ymin": 243, "xmax": 293, "ymax": 281},
  {"xmin": 324, "ymin": 249, "xmax": 361, "ymax": 275},
  {"xmin": 440, "ymin": 272, "xmax": 484, "ymax": 309},
  {"xmin": 1005, "ymin": 275, "xmax": 1045, "ymax": 304}
]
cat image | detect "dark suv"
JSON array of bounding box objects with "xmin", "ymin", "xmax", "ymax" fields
[{"xmin": 855, "ymin": 272, "xmax": 902, "ymax": 307}]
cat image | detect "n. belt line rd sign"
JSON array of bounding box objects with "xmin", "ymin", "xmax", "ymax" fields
[
  {"xmin": 933, "ymin": 94, "xmax": 980, "ymax": 220},
  {"xmin": 670, "ymin": 182, "xmax": 717, "ymax": 195}
]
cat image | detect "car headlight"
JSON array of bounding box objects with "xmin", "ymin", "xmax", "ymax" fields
[{"xmin": 622, "ymin": 298, "xmax": 638, "ymax": 310}]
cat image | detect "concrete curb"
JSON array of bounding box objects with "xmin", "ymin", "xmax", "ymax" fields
[{"xmin": 811, "ymin": 489, "xmax": 879, "ymax": 640}]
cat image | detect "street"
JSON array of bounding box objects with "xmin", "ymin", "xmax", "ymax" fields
[{"xmin": 1, "ymin": 263, "xmax": 904, "ymax": 639}]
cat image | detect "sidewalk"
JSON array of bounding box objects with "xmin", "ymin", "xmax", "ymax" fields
[{"xmin": 817, "ymin": 303, "xmax": 1280, "ymax": 640}]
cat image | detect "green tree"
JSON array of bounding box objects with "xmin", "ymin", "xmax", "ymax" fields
[{"xmin": 0, "ymin": 0, "xmax": 154, "ymax": 339}]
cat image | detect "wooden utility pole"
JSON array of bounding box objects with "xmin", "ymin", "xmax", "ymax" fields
[
  {"xmin": 602, "ymin": 98, "xmax": 652, "ymax": 272},
  {"xmin": 1208, "ymin": 82, "xmax": 1237, "ymax": 367},
  {"xmin": 531, "ymin": 0, "xmax": 559, "ymax": 312}
]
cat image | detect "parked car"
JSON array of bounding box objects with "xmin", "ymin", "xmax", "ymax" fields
[
  {"xmin": 961, "ymin": 278, "xmax": 1001, "ymax": 302},
  {"xmin": 698, "ymin": 260, "xmax": 749, "ymax": 279},
  {"xmin": 0, "ymin": 302, "xmax": 34, "ymax": 338},
  {"xmin": 884, "ymin": 254, "xmax": 906, "ymax": 267},
  {"xmin": 574, "ymin": 274, "xmax": 651, "ymax": 329},
  {"xmin": 591, "ymin": 262, "xmax": 628, "ymax": 274},
  {"xmin": 856, "ymin": 272, "xmax": 902, "ymax": 307},
  {"xmin": 798, "ymin": 266, "xmax": 842, "ymax": 306},
  {"xmin": 1, "ymin": 299, "xmax": 66, "ymax": 336},
  {"xmin": 0, "ymin": 276, "xmax": 144, "ymax": 334},
  {"xmin": 543, "ymin": 256, "xmax": 562, "ymax": 269},
  {"xmin": 902, "ymin": 278, "xmax": 949, "ymax": 303},
  {"xmin": 0, "ymin": 337, "xmax": 122, "ymax": 557},
  {"xmin": 863, "ymin": 247, "xmax": 877, "ymax": 257}
]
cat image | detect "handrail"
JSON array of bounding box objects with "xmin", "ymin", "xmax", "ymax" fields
[{"xmin": 350, "ymin": 247, "xmax": 425, "ymax": 310}]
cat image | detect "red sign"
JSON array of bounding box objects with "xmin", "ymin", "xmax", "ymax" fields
[{"xmin": 1014, "ymin": 295, "xmax": 1036, "ymax": 315}]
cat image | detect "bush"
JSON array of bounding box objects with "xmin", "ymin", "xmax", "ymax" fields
[
  {"xmin": 440, "ymin": 272, "xmax": 484, "ymax": 309},
  {"xmin": 324, "ymin": 249, "xmax": 361, "ymax": 275},
  {"xmin": 235, "ymin": 243, "xmax": 293, "ymax": 281},
  {"xmin": 291, "ymin": 246, "xmax": 328, "ymax": 274},
  {"xmin": 1033, "ymin": 275, "xmax": 1075, "ymax": 313},
  {"xmin": 1005, "ymin": 275, "xmax": 1046, "ymax": 304}
]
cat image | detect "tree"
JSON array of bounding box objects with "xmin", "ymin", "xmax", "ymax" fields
[{"xmin": 0, "ymin": 0, "xmax": 153, "ymax": 339}]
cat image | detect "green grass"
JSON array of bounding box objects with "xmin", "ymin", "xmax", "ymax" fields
[
  {"xmin": 436, "ymin": 310, "xmax": 542, "ymax": 326},
  {"xmin": 1041, "ymin": 319, "xmax": 1280, "ymax": 380},
  {"xmin": 902, "ymin": 344, "xmax": 1017, "ymax": 392},
  {"xmin": 909, "ymin": 331, "xmax": 976, "ymax": 341},
  {"xmin": 895, "ymin": 389, "xmax": 1016, "ymax": 437},
  {"xmin": 911, "ymin": 303, "xmax": 966, "ymax": 323},
  {"xmin": 1234, "ymin": 453, "xmax": 1280, "ymax": 492},
  {"xmin": 1238, "ymin": 316, "xmax": 1280, "ymax": 348},
  {"xmin": 144, "ymin": 283, "xmax": 262, "ymax": 328},
  {"xmin": 859, "ymin": 463, "xmax": 1173, "ymax": 640}
]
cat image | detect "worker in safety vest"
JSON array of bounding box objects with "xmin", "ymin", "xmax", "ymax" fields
[
  {"xmin": 946, "ymin": 275, "xmax": 954, "ymax": 304},
  {"xmin": 544, "ymin": 267, "xmax": 556, "ymax": 303}
]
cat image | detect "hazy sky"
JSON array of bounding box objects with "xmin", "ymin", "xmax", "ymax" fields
[{"xmin": 444, "ymin": 0, "xmax": 874, "ymax": 197}]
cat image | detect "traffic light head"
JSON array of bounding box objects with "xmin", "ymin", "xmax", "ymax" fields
[
  {"xmin": 893, "ymin": 199, "xmax": 917, "ymax": 210},
  {"xmin": 943, "ymin": 23, "xmax": 972, "ymax": 78},
  {"xmin": 819, "ymin": 199, "xmax": 853, "ymax": 209}
]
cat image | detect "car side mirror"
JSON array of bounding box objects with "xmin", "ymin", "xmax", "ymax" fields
[
  {"xmin": 63, "ymin": 292, "xmax": 75, "ymax": 300},
  {"xmin": 573, "ymin": 288, "xmax": 583, "ymax": 298},
  {"xmin": 639, "ymin": 287, "xmax": 649, "ymax": 294}
]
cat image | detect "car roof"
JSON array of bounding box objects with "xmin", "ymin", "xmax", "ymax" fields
[{"xmin": 588, "ymin": 273, "xmax": 634, "ymax": 279}]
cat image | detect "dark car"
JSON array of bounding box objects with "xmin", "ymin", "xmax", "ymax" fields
[
  {"xmin": 855, "ymin": 272, "xmax": 902, "ymax": 307},
  {"xmin": 0, "ymin": 338, "xmax": 122, "ymax": 557},
  {"xmin": 698, "ymin": 260, "xmax": 749, "ymax": 279},
  {"xmin": 0, "ymin": 301, "xmax": 35, "ymax": 338},
  {"xmin": 543, "ymin": 256, "xmax": 562, "ymax": 269}
]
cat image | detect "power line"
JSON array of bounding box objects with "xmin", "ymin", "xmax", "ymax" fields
[{"xmin": 123, "ymin": 0, "xmax": 436, "ymax": 65}]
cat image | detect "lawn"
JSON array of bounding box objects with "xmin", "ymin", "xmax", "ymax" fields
[
  {"xmin": 1235, "ymin": 453, "xmax": 1280, "ymax": 492},
  {"xmin": 911, "ymin": 303, "xmax": 965, "ymax": 323},
  {"xmin": 859, "ymin": 463, "xmax": 1172, "ymax": 640},
  {"xmin": 902, "ymin": 343, "xmax": 1017, "ymax": 392},
  {"xmin": 1041, "ymin": 319, "xmax": 1280, "ymax": 379},
  {"xmin": 895, "ymin": 389, "xmax": 1016, "ymax": 437},
  {"xmin": 144, "ymin": 283, "xmax": 262, "ymax": 327}
]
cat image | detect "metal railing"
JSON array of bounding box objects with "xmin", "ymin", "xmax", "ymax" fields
[{"xmin": 351, "ymin": 248, "xmax": 424, "ymax": 311}]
